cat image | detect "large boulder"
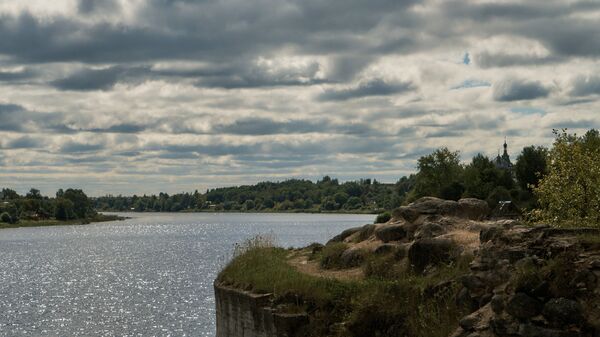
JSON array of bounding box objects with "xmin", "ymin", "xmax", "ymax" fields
[
  {"xmin": 340, "ymin": 247, "xmax": 366, "ymax": 268},
  {"xmin": 505, "ymin": 293, "xmax": 542, "ymax": 319},
  {"xmin": 457, "ymin": 198, "xmax": 490, "ymax": 220},
  {"xmin": 327, "ymin": 226, "xmax": 363, "ymax": 244},
  {"xmin": 408, "ymin": 238, "xmax": 455, "ymax": 272},
  {"xmin": 393, "ymin": 206, "xmax": 420, "ymax": 223},
  {"xmin": 375, "ymin": 224, "xmax": 408, "ymax": 243},
  {"xmin": 542, "ymin": 298, "xmax": 584, "ymax": 327},
  {"xmin": 407, "ymin": 197, "xmax": 459, "ymax": 216},
  {"xmin": 414, "ymin": 222, "xmax": 445, "ymax": 239},
  {"xmin": 393, "ymin": 197, "xmax": 460, "ymax": 223},
  {"xmin": 373, "ymin": 243, "xmax": 399, "ymax": 255}
]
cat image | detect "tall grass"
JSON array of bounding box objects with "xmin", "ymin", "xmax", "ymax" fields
[{"xmin": 218, "ymin": 236, "xmax": 473, "ymax": 337}]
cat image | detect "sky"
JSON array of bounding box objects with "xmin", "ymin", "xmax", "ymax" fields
[{"xmin": 0, "ymin": 0, "xmax": 599, "ymax": 196}]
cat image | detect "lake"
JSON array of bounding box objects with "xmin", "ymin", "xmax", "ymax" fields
[{"xmin": 0, "ymin": 212, "xmax": 374, "ymax": 336}]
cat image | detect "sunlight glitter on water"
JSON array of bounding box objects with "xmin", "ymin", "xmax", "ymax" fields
[{"xmin": 0, "ymin": 212, "xmax": 373, "ymax": 336}]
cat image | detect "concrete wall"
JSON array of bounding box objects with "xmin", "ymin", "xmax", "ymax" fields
[{"xmin": 214, "ymin": 282, "xmax": 308, "ymax": 337}]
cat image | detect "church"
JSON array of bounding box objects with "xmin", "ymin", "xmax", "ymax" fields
[{"xmin": 494, "ymin": 139, "xmax": 513, "ymax": 170}]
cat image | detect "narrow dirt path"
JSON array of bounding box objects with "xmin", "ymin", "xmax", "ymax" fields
[{"xmin": 287, "ymin": 253, "xmax": 364, "ymax": 281}]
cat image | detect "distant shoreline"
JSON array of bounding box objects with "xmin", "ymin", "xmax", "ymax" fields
[
  {"xmin": 0, "ymin": 214, "xmax": 126, "ymax": 230},
  {"xmin": 100, "ymin": 209, "xmax": 380, "ymax": 215}
]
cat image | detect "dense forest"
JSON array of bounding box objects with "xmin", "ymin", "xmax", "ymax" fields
[
  {"xmin": 0, "ymin": 188, "xmax": 100, "ymax": 225},
  {"xmin": 93, "ymin": 177, "xmax": 415, "ymax": 213}
]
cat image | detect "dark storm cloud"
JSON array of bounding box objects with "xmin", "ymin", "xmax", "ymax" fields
[
  {"xmin": 78, "ymin": 0, "xmax": 120, "ymax": 14},
  {"xmin": 88, "ymin": 124, "xmax": 148, "ymax": 133},
  {"xmin": 196, "ymin": 62, "xmax": 326, "ymax": 89},
  {"xmin": 493, "ymin": 79, "xmax": 550, "ymax": 102},
  {"xmin": 0, "ymin": 104, "xmax": 76, "ymax": 134},
  {"xmin": 0, "ymin": 68, "xmax": 36, "ymax": 82},
  {"xmin": 49, "ymin": 62, "xmax": 326, "ymax": 90},
  {"xmin": 59, "ymin": 141, "xmax": 106, "ymax": 154},
  {"xmin": 0, "ymin": 0, "xmax": 418, "ymax": 65},
  {"xmin": 520, "ymin": 19, "xmax": 600, "ymax": 58},
  {"xmin": 474, "ymin": 52, "xmax": 561, "ymax": 68},
  {"xmin": 440, "ymin": 2, "xmax": 572, "ymax": 22},
  {"xmin": 547, "ymin": 118, "xmax": 599, "ymax": 129},
  {"xmin": 212, "ymin": 118, "xmax": 375, "ymax": 136},
  {"xmin": 50, "ymin": 66, "xmax": 150, "ymax": 91},
  {"xmin": 327, "ymin": 56, "xmax": 375, "ymax": 82},
  {"xmin": 0, "ymin": 104, "xmax": 27, "ymax": 131},
  {"xmin": 318, "ymin": 79, "xmax": 415, "ymax": 101},
  {"xmin": 214, "ymin": 118, "xmax": 325, "ymax": 135},
  {"xmin": 3, "ymin": 136, "xmax": 43, "ymax": 149},
  {"xmin": 570, "ymin": 76, "xmax": 600, "ymax": 97}
]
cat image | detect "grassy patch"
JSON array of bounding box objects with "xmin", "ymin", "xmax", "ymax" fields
[
  {"xmin": 319, "ymin": 242, "xmax": 349, "ymax": 269},
  {"xmin": 219, "ymin": 238, "xmax": 473, "ymax": 337}
]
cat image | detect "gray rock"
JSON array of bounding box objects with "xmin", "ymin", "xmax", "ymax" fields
[
  {"xmin": 506, "ymin": 293, "xmax": 542, "ymax": 319},
  {"xmin": 457, "ymin": 198, "xmax": 490, "ymax": 220},
  {"xmin": 518, "ymin": 323, "xmax": 581, "ymax": 337},
  {"xmin": 542, "ymin": 298, "xmax": 584, "ymax": 327},
  {"xmin": 490, "ymin": 294, "xmax": 505, "ymax": 314},
  {"xmin": 480, "ymin": 226, "xmax": 503, "ymax": 243},
  {"xmin": 327, "ymin": 226, "xmax": 362, "ymax": 244},
  {"xmin": 340, "ymin": 248, "xmax": 365, "ymax": 268},
  {"xmin": 375, "ymin": 224, "xmax": 407, "ymax": 243},
  {"xmin": 306, "ymin": 242, "xmax": 324, "ymax": 254},
  {"xmin": 373, "ymin": 243, "xmax": 398, "ymax": 255},
  {"xmin": 393, "ymin": 206, "xmax": 420, "ymax": 223},
  {"xmin": 414, "ymin": 222, "xmax": 445, "ymax": 239},
  {"xmin": 408, "ymin": 197, "xmax": 459, "ymax": 216},
  {"xmin": 408, "ymin": 238, "xmax": 455, "ymax": 273}
]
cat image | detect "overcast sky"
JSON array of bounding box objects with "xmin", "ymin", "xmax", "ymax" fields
[{"xmin": 1, "ymin": 0, "xmax": 599, "ymax": 196}]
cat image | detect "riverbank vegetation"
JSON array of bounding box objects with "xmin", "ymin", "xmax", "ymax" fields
[
  {"xmin": 94, "ymin": 177, "xmax": 409, "ymax": 213},
  {"xmin": 0, "ymin": 188, "xmax": 122, "ymax": 228},
  {"xmin": 218, "ymin": 238, "xmax": 471, "ymax": 337}
]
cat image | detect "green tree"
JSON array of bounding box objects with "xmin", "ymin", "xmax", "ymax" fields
[
  {"xmin": 0, "ymin": 212, "xmax": 12, "ymax": 223},
  {"xmin": 26, "ymin": 188, "xmax": 42, "ymax": 199},
  {"xmin": 533, "ymin": 130, "xmax": 600, "ymax": 227},
  {"xmin": 463, "ymin": 154, "xmax": 501, "ymax": 199},
  {"xmin": 1, "ymin": 188, "xmax": 19, "ymax": 200},
  {"xmin": 411, "ymin": 148, "xmax": 464, "ymax": 200},
  {"xmin": 54, "ymin": 198, "xmax": 75, "ymax": 220},
  {"xmin": 515, "ymin": 146, "xmax": 548, "ymax": 191},
  {"xmin": 62, "ymin": 189, "xmax": 94, "ymax": 219},
  {"xmin": 244, "ymin": 199, "xmax": 256, "ymax": 210}
]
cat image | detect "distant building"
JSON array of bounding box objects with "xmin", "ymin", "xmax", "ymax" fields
[{"xmin": 494, "ymin": 138, "xmax": 513, "ymax": 170}]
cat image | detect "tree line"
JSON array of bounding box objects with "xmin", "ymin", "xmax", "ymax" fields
[
  {"xmin": 0, "ymin": 188, "xmax": 96, "ymax": 224},
  {"xmin": 93, "ymin": 177, "xmax": 411, "ymax": 213}
]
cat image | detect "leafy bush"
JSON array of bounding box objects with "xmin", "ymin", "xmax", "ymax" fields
[
  {"xmin": 54, "ymin": 198, "xmax": 75, "ymax": 221},
  {"xmin": 375, "ymin": 212, "xmax": 391, "ymax": 224},
  {"xmin": 0, "ymin": 212, "xmax": 11, "ymax": 223},
  {"xmin": 533, "ymin": 129, "xmax": 600, "ymax": 227}
]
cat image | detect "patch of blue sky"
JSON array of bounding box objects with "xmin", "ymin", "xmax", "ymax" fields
[
  {"xmin": 510, "ymin": 107, "xmax": 546, "ymax": 115},
  {"xmin": 451, "ymin": 79, "xmax": 491, "ymax": 90},
  {"xmin": 463, "ymin": 52, "xmax": 470, "ymax": 65}
]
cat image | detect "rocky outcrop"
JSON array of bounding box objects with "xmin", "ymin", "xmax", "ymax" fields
[
  {"xmin": 393, "ymin": 197, "xmax": 490, "ymax": 223},
  {"xmin": 216, "ymin": 196, "xmax": 600, "ymax": 337},
  {"xmin": 451, "ymin": 225, "xmax": 600, "ymax": 337},
  {"xmin": 214, "ymin": 283, "xmax": 309, "ymax": 337}
]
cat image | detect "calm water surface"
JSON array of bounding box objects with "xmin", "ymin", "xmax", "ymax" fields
[{"xmin": 0, "ymin": 212, "xmax": 374, "ymax": 336}]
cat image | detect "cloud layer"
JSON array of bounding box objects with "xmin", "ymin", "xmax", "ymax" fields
[{"xmin": 0, "ymin": 0, "xmax": 599, "ymax": 195}]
